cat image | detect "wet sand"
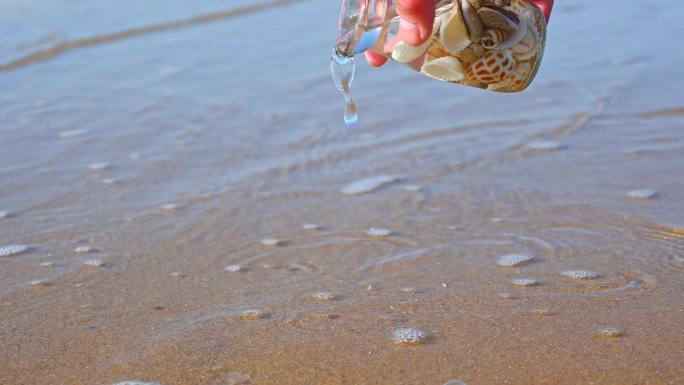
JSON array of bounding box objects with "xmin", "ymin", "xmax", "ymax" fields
[{"xmin": 1, "ymin": 1, "xmax": 684, "ymax": 384}]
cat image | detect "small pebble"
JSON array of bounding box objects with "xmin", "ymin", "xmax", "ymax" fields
[
  {"xmin": 626, "ymin": 189, "xmax": 658, "ymax": 200},
  {"xmin": 302, "ymin": 224, "xmax": 321, "ymax": 230},
  {"xmin": 512, "ymin": 278, "xmax": 539, "ymax": 287},
  {"xmin": 366, "ymin": 227, "xmax": 392, "ymax": 237},
  {"xmin": 82, "ymin": 258, "xmax": 105, "ymax": 267},
  {"xmin": 161, "ymin": 203, "xmax": 178, "ymax": 211},
  {"xmin": 0, "ymin": 210, "xmax": 13, "ymax": 219},
  {"xmin": 215, "ymin": 372, "xmax": 251, "ymax": 385},
  {"xmin": 527, "ymin": 140, "xmax": 565, "ymax": 151},
  {"xmin": 58, "ymin": 129, "xmax": 88, "ymax": 138},
  {"xmin": 498, "ymin": 292, "xmax": 518, "ymax": 299},
  {"xmin": 74, "ymin": 245, "xmax": 96, "ymax": 253},
  {"xmin": 561, "ymin": 269, "xmax": 599, "ymax": 280},
  {"xmin": 341, "ymin": 175, "xmax": 401, "ymax": 195},
  {"xmin": 443, "ymin": 381, "xmax": 467, "ymax": 385},
  {"xmin": 29, "ymin": 279, "xmax": 46, "ymax": 286},
  {"xmin": 39, "ymin": 261, "xmax": 54, "ymax": 267},
  {"xmin": 0, "ymin": 245, "xmax": 28, "ymax": 257},
  {"xmin": 400, "ymin": 286, "xmax": 418, "ymax": 293},
  {"xmin": 598, "ymin": 326, "xmax": 624, "ymax": 338},
  {"xmin": 260, "ymin": 238, "xmax": 286, "ymax": 246},
  {"xmin": 224, "ymin": 264, "xmax": 244, "ymax": 273},
  {"xmin": 239, "ymin": 309, "xmax": 266, "ymax": 320},
  {"xmin": 498, "ymin": 254, "xmax": 534, "ymax": 267},
  {"xmin": 393, "ymin": 328, "xmax": 429, "ymax": 346},
  {"xmin": 88, "ymin": 162, "xmax": 110, "ymax": 171},
  {"xmin": 309, "ymin": 291, "xmax": 336, "ymax": 301},
  {"xmin": 402, "ymin": 185, "xmax": 423, "ymax": 192}
]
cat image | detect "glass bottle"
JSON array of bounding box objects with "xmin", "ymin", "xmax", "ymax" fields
[{"xmin": 334, "ymin": 0, "xmax": 547, "ymax": 93}]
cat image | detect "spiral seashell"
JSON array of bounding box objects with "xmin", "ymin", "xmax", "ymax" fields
[
  {"xmin": 487, "ymin": 61, "xmax": 532, "ymax": 92},
  {"xmin": 465, "ymin": 49, "xmax": 516, "ymax": 85},
  {"xmin": 478, "ymin": 7, "xmax": 519, "ymax": 32},
  {"xmin": 421, "ymin": 56, "xmax": 466, "ymax": 82},
  {"xmin": 480, "ymin": 29, "xmax": 513, "ymax": 49}
]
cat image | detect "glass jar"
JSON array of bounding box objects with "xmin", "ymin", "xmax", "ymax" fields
[{"xmin": 335, "ymin": 0, "xmax": 547, "ymax": 93}]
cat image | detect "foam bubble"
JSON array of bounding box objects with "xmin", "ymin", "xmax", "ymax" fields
[
  {"xmin": 82, "ymin": 258, "xmax": 105, "ymax": 267},
  {"xmin": 0, "ymin": 245, "xmax": 28, "ymax": 257},
  {"xmin": 260, "ymin": 238, "xmax": 286, "ymax": 247},
  {"xmin": 239, "ymin": 309, "xmax": 266, "ymax": 320},
  {"xmin": 561, "ymin": 269, "xmax": 599, "ymax": 280},
  {"xmin": 626, "ymin": 189, "xmax": 658, "ymax": 200},
  {"xmin": 341, "ymin": 175, "xmax": 401, "ymax": 195},
  {"xmin": 366, "ymin": 227, "xmax": 392, "ymax": 237},
  {"xmin": 224, "ymin": 264, "xmax": 244, "ymax": 273},
  {"xmin": 393, "ymin": 328, "xmax": 429, "ymax": 346},
  {"xmin": 88, "ymin": 162, "xmax": 110, "ymax": 171},
  {"xmin": 511, "ymin": 278, "xmax": 539, "ymax": 287},
  {"xmin": 309, "ymin": 292, "xmax": 336, "ymax": 301},
  {"xmin": 598, "ymin": 326, "xmax": 624, "ymax": 338},
  {"xmin": 498, "ymin": 254, "xmax": 534, "ymax": 267}
]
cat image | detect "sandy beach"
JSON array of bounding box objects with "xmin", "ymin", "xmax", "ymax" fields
[{"xmin": 1, "ymin": 1, "xmax": 683, "ymax": 384}]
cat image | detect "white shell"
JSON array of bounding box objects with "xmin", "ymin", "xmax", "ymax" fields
[
  {"xmin": 392, "ymin": 36, "xmax": 433, "ymax": 63},
  {"xmin": 496, "ymin": 11, "xmax": 528, "ymax": 49},
  {"xmin": 439, "ymin": 6, "xmax": 471, "ymax": 53},
  {"xmin": 511, "ymin": 18, "xmax": 540, "ymax": 60},
  {"xmin": 421, "ymin": 56, "xmax": 466, "ymax": 82}
]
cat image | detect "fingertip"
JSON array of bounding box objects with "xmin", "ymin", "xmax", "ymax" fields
[{"xmin": 365, "ymin": 51, "xmax": 388, "ymax": 67}]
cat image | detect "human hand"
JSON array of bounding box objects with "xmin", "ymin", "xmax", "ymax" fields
[{"xmin": 365, "ymin": 0, "xmax": 554, "ymax": 67}]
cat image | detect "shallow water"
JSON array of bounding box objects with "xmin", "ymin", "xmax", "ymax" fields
[{"xmin": 1, "ymin": 1, "xmax": 684, "ymax": 384}]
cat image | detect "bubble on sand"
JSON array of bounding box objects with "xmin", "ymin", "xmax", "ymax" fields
[
  {"xmin": 366, "ymin": 227, "xmax": 392, "ymax": 237},
  {"xmin": 393, "ymin": 328, "xmax": 429, "ymax": 346},
  {"xmin": 302, "ymin": 223, "xmax": 321, "ymax": 230},
  {"xmin": 498, "ymin": 254, "xmax": 534, "ymax": 267},
  {"xmin": 88, "ymin": 162, "xmax": 110, "ymax": 171},
  {"xmin": 527, "ymin": 140, "xmax": 565, "ymax": 151},
  {"xmin": 113, "ymin": 382, "xmax": 162, "ymax": 385},
  {"xmin": 341, "ymin": 175, "xmax": 401, "ymax": 195},
  {"xmin": 309, "ymin": 292, "xmax": 337, "ymax": 301},
  {"xmin": 82, "ymin": 258, "xmax": 105, "ymax": 267},
  {"xmin": 260, "ymin": 238, "xmax": 286, "ymax": 247},
  {"xmin": 74, "ymin": 245, "xmax": 96, "ymax": 253},
  {"xmin": 598, "ymin": 326, "xmax": 624, "ymax": 338},
  {"xmin": 443, "ymin": 381, "xmax": 468, "ymax": 385},
  {"xmin": 0, "ymin": 245, "xmax": 28, "ymax": 257},
  {"xmin": 239, "ymin": 309, "xmax": 266, "ymax": 320},
  {"xmin": 224, "ymin": 264, "xmax": 244, "ymax": 273},
  {"xmin": 561, "ymin": 269, "xmax": 599, "ymax": 280},
  {"xmin": 512, "ymin": 278, "xmax": 539, "ymax": 287},
  {"xmin": 626, "ymin": 189, "xmax": 658, "ymax": 200}
]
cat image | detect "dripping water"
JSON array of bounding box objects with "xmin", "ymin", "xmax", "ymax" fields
[{"xmin": 330, "ymin": 51, "xmax": 358, "ymax": 126}]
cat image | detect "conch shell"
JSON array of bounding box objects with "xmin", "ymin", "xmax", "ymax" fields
[
  {"xmin": 465, "ymin": 49, "xmax": 516, "ymax": 85},
  {"xmin": 421, "ymin": 56, "xmax": 466, "ymax": 82},
  {"xmin": 478, "ymin": 7, "xmax": 518, "ymax": 32},
  {"xmin": 480, "ymin": 29, "xmax": 513, "ymax": 49}
]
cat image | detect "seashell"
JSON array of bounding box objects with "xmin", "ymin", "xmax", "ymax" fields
[
  {"xmin": 453, "ymin": 42, "xmax": 486, "ymax": 65},
  {"xmin": 487, "ymin": 61, "xmax": 531, "ymax": 92},
  {"xmin": 480, "ymin": 29, "xmax": 513, "ymax": 49},
  {"xmin": 465, "ymin": 49, "xmax": 516, "ymax": 85},
  {"xmin": 391, "ymin": 35, "xmax": 434, "ymax": 64},
  {"xmin": 421, "ymin": 56, "xmax": 466, "ymax": 82},
  {"xmin": 494, "ymin": 10, "xmax": 528, "ymax": 49},
  {"xmin": 468, "ymin": 0, "xmax": 511, "ymax": 9},
  {"xmin": 511, "ymin": 14, "xmax": 541, "ymax": 60},
  {"xmin": 426, "ymin": 42, "xmax": 451, "ymax": 61},
  {"xmin": 478, "ymin": 7, "xmax": 519, "ymax": 32},
  {"xmin": 460, "ymin": 0, "xmax": 483, "ymax": 43},
  {"xmin": 439, "ymin": 5, "xmax": 472, "ymax": 53}
]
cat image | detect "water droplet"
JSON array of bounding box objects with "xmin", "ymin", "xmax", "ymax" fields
[
  {"xmin": 443, "ymin": 381, "xmax": 468, "ymax": 385},
  {"xmin": 511, "ymin": 278, "xmax": 539, "ymax": 287},
  {"xmin": 560, "ymin": 269, "xmax": 599, "ymax": 280},
  {"xmin": 239, "ymin": 309, "xmax": 267, "ymax": 320},
  {"xmin": 393, "ymin": 328, "xmax": 429, "ymax": 346},
  {"xmin": 341, "ymin": 175, "xmax": 402, "ymax": 195},
  {"xmin": 309, "ymin": 292, "xmax": 337, "ymax": 302},
  {"xmin": 74, "ymin": 245, "xmax": 96, "ymax": 253},
  {"xmin": 598, "ymin": 326, "xmax": 624, "ymax": 338},
  {"xmin": 260, "ymin": 238, "xmax": 286, "ymax": 247},
  {"xmin": 82, "ymin": 258, "xmax": 105, "ymax": 267},
  {"xmin": 626, "ymin": 189, "xmax": 658, "ymax": 200},
  {"xmin": 366, "ymin": 227, "xmax": 392, "ymax": 237},
  {"xmin": 527, "ymin": 140, "xmax": 565, "ymax": 151},
  {"xmin": 330, "ymin": 53, "xmax": 358, "ymax": 126},
  {"xmin": 0, "ymin": 245, "xmax": 28, "ymax": 257},
  {"xmin": 224, "ymin": 264, "xmax": 244, "ymax": 273},
  {"xmin": 88, "ymin": 162, "xmax": 110, "ymax": 171},
  {"xmin": 302, "ymin": 223, "xmax": 321, "ymax": 230},
  {"xmin": 498, "ymin": 254, "xmax": 534, "ymax": 267}
]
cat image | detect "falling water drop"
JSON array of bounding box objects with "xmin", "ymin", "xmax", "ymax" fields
[{"xmin": 331, "ymin": 52, "xmax": 358, "ymax": 126}]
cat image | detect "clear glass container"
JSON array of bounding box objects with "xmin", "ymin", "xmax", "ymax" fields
[{"xmin": 335, "ymin": 0, "xmax": 547, "ymax": 93}]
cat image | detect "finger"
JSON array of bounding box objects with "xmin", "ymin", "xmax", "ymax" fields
[
  {"xmin": 529, "ymin": 0, "xmax": 554, "ymax": 22},
  {"xmin": 365, "ymin": 51, "xmax": 389, "ymax": 67},
  {"xmin": 396, "ymin": 0, "xmax": 436, "ymax": 46}
]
